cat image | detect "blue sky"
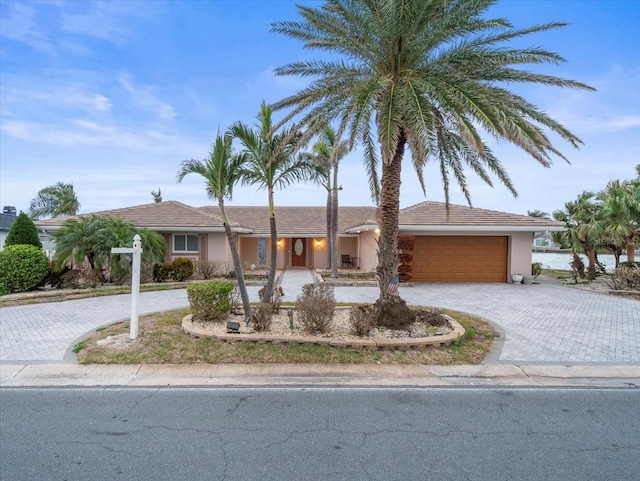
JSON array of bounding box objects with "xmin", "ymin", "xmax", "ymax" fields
[{"xmin": 1, "ymin": 0, "xmax": 638, "ymax": 217}]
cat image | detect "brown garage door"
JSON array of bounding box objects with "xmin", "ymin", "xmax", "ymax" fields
[{"xmin": 413, "ymin": 236, "xmax": 508, "ymax": 282}]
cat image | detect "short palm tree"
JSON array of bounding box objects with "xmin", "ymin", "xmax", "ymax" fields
[
  {"xmin": 598, "ymin": 178, "xmax": 640, "ymax": 265},
  {"xmin": 29, "ymin": 182, "xmax": 80, "ymax": 219},
  {"xmin": 308, "ymin": 126, "xmax": 351, "ymax": 277},
  {"xmin": 229, "ymin": 102, "xmax": 314, "ymax": 303},
  {"xmin": 271, "ymin": 0, "xmax": 594, "ymax": 321},
  {"xmin": 553, "ymin": 192, "xmax": 601, "ymax": 279},
  {"xmin": 52, "ymin": 216, "xmax": 110, "ymax": 272},
  {"xmin": 104, "ymin": 218, "xmax": 165, "ymax": 283},
  {"xmin": 177, "ymin": 134, "xmax": 252, "ymax": 325}
]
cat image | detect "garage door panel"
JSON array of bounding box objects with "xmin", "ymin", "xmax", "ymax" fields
[{"xmin": 413, "ymin": 236, "xmax": 507, "ymax": 282}]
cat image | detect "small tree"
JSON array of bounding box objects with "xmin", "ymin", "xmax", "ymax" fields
[{"xmin": 5, "ymin": 212, "xmax": 42, "ymax": 249}]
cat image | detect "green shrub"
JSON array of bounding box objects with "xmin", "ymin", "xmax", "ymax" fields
[
  {"xmin": 0, "ymin": 244, "xmax": 50, "ymax": 293},
  {"xmin": 171, "ymin": 257, "xmax": 195, "ymax": 282},
  {"xmin": 187, "ymin": 280, "xmax": 234, "ymax": 322},
  {"xmin": 5, "ymin": 212, "xmax": 42, "ymax": 249},
  {"xmin": 0, "ymin": 282, "xmax": 11, "ymax": 296},
  {"xmin": 295, "ymin": 283, "xmax": 335, "ymax": 334},
  {"xmin": 152, "ymin": 262, "xmax": 173, "ymax": 282}
]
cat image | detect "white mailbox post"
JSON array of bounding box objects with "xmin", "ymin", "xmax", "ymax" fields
[{"xmin": 111, "ymin": 234, "xmax": 143, "ymax": 340}]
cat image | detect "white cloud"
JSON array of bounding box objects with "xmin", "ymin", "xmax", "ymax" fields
[
  {"xmin": 1, "ymin": 85, "xmax": 113, "ymax": 112},
  {"xmin": 0, "ymin": 118, "xmax": 202, "ymax": 155},
  {"xmin": 60, "ymin": 0, "xmax": 159, "ymax": 45},
  {"xmin": 0, "ymin": 2, "xmax": 52, "ymax": 52},
  {"xmin": 118, "ymin": 76, "xmax": 176, "ymax": 121}
]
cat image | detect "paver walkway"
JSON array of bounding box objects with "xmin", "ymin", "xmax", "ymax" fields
[{"xmin": 1, "ymin": 275, "xmax": 638, "ymax": 364}]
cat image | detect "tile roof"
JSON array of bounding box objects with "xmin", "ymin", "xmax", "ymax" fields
[
  {"xmin": 36, "ymin": 201, "xmax": 228, "ymax": 229},
  {"xmin": 34, "ymin": 200, "xmax": 564, "ymax": 234},
  {"xmin": 199, "ymin": 206, "xmax": 378, "ymax": 235},
  {"xmin": 397, "ymin": 201, "xmax": 565, "ymax": 228}
]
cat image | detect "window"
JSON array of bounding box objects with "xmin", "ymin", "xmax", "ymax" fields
[
  {"xmin": 174, "ymin": 234, "xmax": 199, "ymax": 252},
  {"xmin": 258, "ymin": 238, "xmax": 266, "ymax": 264}
]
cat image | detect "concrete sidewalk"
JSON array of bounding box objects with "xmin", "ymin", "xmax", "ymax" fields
[{"xmin": 1, "ymin": 363, "xmax": 639, "ymax": 388}]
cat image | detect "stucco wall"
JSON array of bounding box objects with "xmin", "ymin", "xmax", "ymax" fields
[
  {"xmin": 207, "ymin": 232, "xmax": 229, "ymax": 264},
  {"xmin": 312, "ymin": 237, "xmax": 328, "ymax": 269},
  {"xmin": 240, "ymin": 237, "xmax": 258, "ymax": 265},
  {"xmin": 358, "ymin": 230, "xmax": 379, "ymax": 272},
  {"xmin": 509, "ymin": 232, "xmax": 533, "ymax": 277}
]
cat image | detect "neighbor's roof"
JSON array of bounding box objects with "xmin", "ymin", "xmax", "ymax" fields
[
  {"xmin": 199, "ymin": 206, "xmax": 378, "ymax": 236},
  {"xmin": 0, "ymin": 212, "xmax": 17, "ymax": 231},
  {"xmin": 35, "ymin": 201, "xmax": 234, "ymax": 231}
]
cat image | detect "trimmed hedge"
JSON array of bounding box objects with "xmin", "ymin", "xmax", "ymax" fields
[
  {"xmin": 187, "ymin": 280, "xmax": 234, "ymax": 322},
  {"xmin": 0, "ymin": 244, "xmax": 50, "ymax": 293},
  {"xmin": 5, "ymin": 212, "xmax": 42, "ymax": 249}
]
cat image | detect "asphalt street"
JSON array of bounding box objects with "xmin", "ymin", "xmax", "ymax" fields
[{"xmin": 1, "ymin": 387, "xmax": 639, "ymax": 481}]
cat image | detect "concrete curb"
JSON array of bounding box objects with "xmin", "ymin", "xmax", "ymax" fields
[{"xmin": 2, "ymin": 363, "xmax": 639, "ymax": 388}]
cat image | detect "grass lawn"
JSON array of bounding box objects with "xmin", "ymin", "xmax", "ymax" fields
[{"xmin": 74, "ymin": 307, "xmax": 497, "ymax": 365}]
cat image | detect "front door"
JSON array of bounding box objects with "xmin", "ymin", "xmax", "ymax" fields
[{"xmin": 292, "ymin": 238, "xmax": 306, "ymax": 267}]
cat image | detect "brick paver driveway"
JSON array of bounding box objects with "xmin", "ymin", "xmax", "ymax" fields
[
  {"xmin": 335, "ymin": 283, "xmax": 640, "ymax": 364},
  {"xmin": 1, "ymin": 282, "xmax": 638, "ymax": 364}
]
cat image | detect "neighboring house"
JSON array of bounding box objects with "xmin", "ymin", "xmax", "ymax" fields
[
  {"xmin": 35, "ymin": 200, "xmax": 564, "ymax": 282},
  {"xmin": 0, "ymin": 206, "xmax": 18, "ymax": 250},
  {"xmin": 532, "ymin": 233, "xmax": 561, "ymax": 251}
]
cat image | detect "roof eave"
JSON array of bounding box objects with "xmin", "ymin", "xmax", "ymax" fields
[{"xmin": 398, "ymin": 224, "xmax": 565, "ymax": 232}]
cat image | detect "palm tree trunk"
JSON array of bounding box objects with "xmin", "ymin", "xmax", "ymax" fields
[
  {"xmin": 219, "ymin": 200, "xmax": 252, "ymax": 325},
  {"xmin": 376, "ymin": 133, "xmax": 405, "ymax": 299},
  {"xmin": 326, "ymin": 185, "xmax": 333, "ymax": 273},
  {"xmin": 262, "ymin": 190, "xmax": 278, "ymax": 303},
  {"xmin": 374, "ymin": 130, "xmax": 414, "ymax": 327},
  {"xmin": 586, "ymin": 245, "xmax": 597, "ymax": 280},
  {"xmin": 627, "ymin": 234, "xmax": 636, "ymax": 264},
  {"xmin": 330, "ymin": 186, "xmax": 339, "ymax": 278}
]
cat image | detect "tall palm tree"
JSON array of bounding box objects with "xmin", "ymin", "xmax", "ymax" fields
[
  {"xmin": 29, "ymin": 182, "xmax": 80, "ymax": 219},
  {"xmin": 177, "ymin": 134, "xmax": 252, "ymax": 325},
  {"xmin": 271, "ymin": 0, "xmax": 594, "ymax": 320},
  {"xmin": 229, "ymin": 102, "xmax": 314, "ymax": 303},
  {"xmin": 308, "ymin": 126, "xmax": 350, "ymax": 277}
]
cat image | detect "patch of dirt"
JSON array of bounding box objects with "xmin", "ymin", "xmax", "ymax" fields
[{"xmin": 190, "ymin": 308, "xmax": 452, "ymax": 340}]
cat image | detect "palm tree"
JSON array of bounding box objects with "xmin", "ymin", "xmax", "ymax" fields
[
  {"xmin": 553, "ymin": 192, "xmax": 601, "ymax": 279},
  {"xmin": 527, "ymin": 210, "xmax": 550, "ymax": 219},
  {"xmin": 308, "ymin": 126, "xmax": 350, "ymax": 277},
  {"xmin": 177, "ymin": 134, "xmax": 252, "ymax": 325},
  {"xmin": 51, "ymin": 216, "xmax": 111, "ymax": 287},
  {"xmin": 598, "ymin": 177, "xmax": 640, "ymax": 265},
  {"xmin": 271, "ymin": 0, "xmax": 594, "ymax": 321},
  {"xmin": 103, "ymin": 218, "xmax": 165, "ymax": 283},
  {"xmin": 29, "ymin": 182, "xmax": 80, "ymax": 219},
  {"xmin": 229, "ymin": 102, "xmax": 314, "ymax": 303}
]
